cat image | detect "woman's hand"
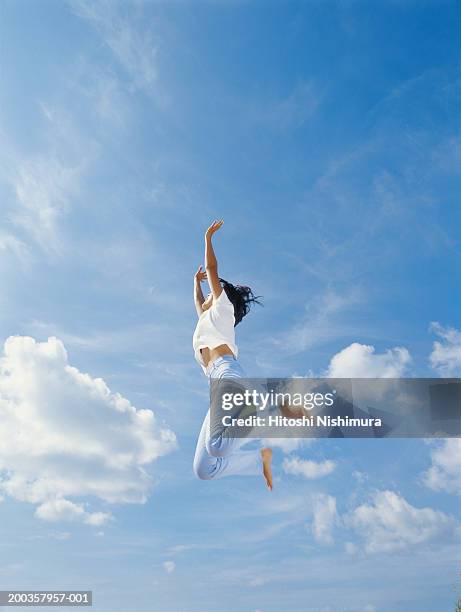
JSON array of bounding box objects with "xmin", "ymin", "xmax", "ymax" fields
[
  {"xmin": 194, "ymin": 265, "xmax": 207, "ymax": 317},
  {"xmin": 205, "ymin": 219, "xmax": 224, "ymax": 239},
  {"xmin": 195, "ymin": 265, "xmax": 207, "ymax": 283}
]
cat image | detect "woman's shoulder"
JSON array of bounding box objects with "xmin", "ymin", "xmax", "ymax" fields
[{"xmin": 214, "ymin": 289, "xmax": 233, "ymax": 309}]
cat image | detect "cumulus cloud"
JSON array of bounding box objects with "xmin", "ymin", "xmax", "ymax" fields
[
  {"xmin": 310, "ymin": 493, "xmax": 338, "ymax": 545},
  {"xmin": 261, "ymin": 436, "xmax": 314, "ymax": 454},
  {"xmin": 327, "ymin": 342, "xmax": 411, "ymax": 377},
  {"xmin": 0, "ymin": 336, "xmax": 176, "ymax": 524},
  {"xmin": 35, "ymin": 499, "xmax": 112, "ymax": 526},
  {"xmin": 429, "ymin": 322, "xmax": 461, "ymax": 377},
  {"xmin": 283, "ymin": 457, "xmax": 336, "ymax": 479},
  {"xmin": 345, "ymin": 490, "xmax": 459, "ymax": 553},
  {"xmin": 421, "ymin": 438, "xmax": 461, "ymax": 495}
]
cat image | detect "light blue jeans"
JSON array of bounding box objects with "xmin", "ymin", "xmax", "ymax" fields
[{"xmin": 193, "ymin": 355, "xmax": 261, "ymax": 480}]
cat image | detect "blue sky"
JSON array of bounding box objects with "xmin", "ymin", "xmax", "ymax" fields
[{"xmin": 0, "ymin": 1, "xmax": 460, "ymax": 611}]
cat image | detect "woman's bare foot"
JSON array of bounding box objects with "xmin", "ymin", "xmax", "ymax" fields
[
  {"xmin": 280, "ymin": 401, "xmax": 306, "ymax": 419},
  {"xmin": 261, "ymin": 447, "xmax": 273, "ymax": 491}
]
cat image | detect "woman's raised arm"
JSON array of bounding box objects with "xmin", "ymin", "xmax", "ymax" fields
[
  {"xmin": 204, "ymin": 219, "xmax": 224, "ymax": 300},
  {"xmin": 194, "ymin": 265, "xmax": 207, "ymax": 317}
]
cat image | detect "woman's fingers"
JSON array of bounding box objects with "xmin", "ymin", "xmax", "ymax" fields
[
  {"xmin": 205, "ymin": 219, "xmax": 224, "ymax": 236},
  {"xmin": 196, "ymin": 265, "xmax": 207, "ymax": 280},
  {"xmin": 195, "ymin": 266, "xmax": 207, "ymax": 282}
]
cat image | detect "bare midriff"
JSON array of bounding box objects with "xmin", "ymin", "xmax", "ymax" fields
[{"xmin": 200, "ymin": 343, "xmax": 235, "ymax": 369}]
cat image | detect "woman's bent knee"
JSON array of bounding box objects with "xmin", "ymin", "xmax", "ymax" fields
[
  {"xmin": 206, "ymin": 436, "xmax": 231, "ymax": 458},
  {"xmin": 193, "ymin": 460, "xmax": 215, "ymax": 480}
]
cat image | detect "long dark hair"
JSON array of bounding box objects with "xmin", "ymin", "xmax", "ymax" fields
[{"xmin": 219, "ymin": 278, "xmax": 262, "ymax": 326}]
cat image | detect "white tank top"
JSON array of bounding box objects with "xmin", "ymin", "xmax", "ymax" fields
[{"xmin": 193, "ymin": 290, "xmax": 238, "ymax": 373}]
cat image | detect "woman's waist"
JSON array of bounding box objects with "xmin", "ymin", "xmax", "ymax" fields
[
  {"xmin": 206, "ymin": 352, "xmax": 245, "ymax": 378},
  {"xmin": 206, "ymin": 343, "xmax": 235, "ymax": 359},
  {"xmin": 202, "ymin": 344, "xmax": 234, "ymax": 370},
  {"xmin": 195, "ymin": 341, "xmax": 236, "ymax": 362}
]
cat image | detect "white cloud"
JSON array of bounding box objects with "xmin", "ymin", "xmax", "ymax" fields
[
  {"xmin": 0, "ymin": 74, "xmax": 99, "ymax": 256},
  {"xmin": 35, "ymin": 499, "xmax": 112, "ymax": 526},
  {"xmin": 277, "ymin": 289, "xmax": 363, "ymax": 354},
  {"xmin": 163, "ymin": 560, "xmax": 175, "ymax": 574},
  {"xmin": 261, "ymin": 437, "xmax": 314, "ymax": 454},
  {"xmin": 58, "ymin": 61, "xmax": 130, "ymax": 127},
  {"xmin": 327, "ymin": 342, "xmax": 411, "ymax": 377},
  {"xmin": 283, "ymin": 457, "xmax": 336, "ymax": 479},
  {"xmin": 11, "ymin": 154, "xmax": 86, "ymax": 252},
  {"xmin": 429, "ymin": 322, "xmax": 461, "ymax": 377},
  {"xmin": 345, "ymin": 490, "xmax": 459, "ymax": 553},
  {"xmin": 0, "ymin": 232, "xmax": 29, "ymax": 262},
  {"xmin": 0, "ymin": 336, "xmax": 176, "ymax": 524},
  {"xmin": 352, "ymin": 470, "xmax": 368, "ymax": 484},
  {"xmin": 69, "ymin": 0, "xmax": 163, "ymax": 102},
  {"xmin": 421, "ymin": 438, "xmax": 461, "ymax": 495},
  {"xmin": 310, "ymin": 493, "xmax": 338, "ymax": 545}
]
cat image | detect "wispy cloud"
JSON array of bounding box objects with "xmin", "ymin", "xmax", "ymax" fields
[
  {"xmin": 26, "ymin": 319, "xmax": 187, "ymax": 357},
  {"xmin": 0, "ymin": 231, "xmax": 29, "ymax": 263},
  {"xmin": 58, "ymin": 59, "xmax": 131, "ymax": 128},
  {"xmin": 10, "ymin": 155, "xmax": 86, "ymax": 252},
  {"xmin": 68, "ymin": 0, "xmax": 164, "ymax": 103},
  {"xmin": 254, "ymin": 80, "xmax": 322, "ymax": 131},
  {"xmin": 0, "ymin": 95, "xmax": 98, "ymax": 256},
  {"xmin": 273, "ymin": 287, "xmax": 364, "ymax": 355}
]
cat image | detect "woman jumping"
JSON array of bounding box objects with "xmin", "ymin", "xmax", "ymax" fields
[{"xmin": 192, "ymin": 219, "xmax": 273, "ymax": 490}]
